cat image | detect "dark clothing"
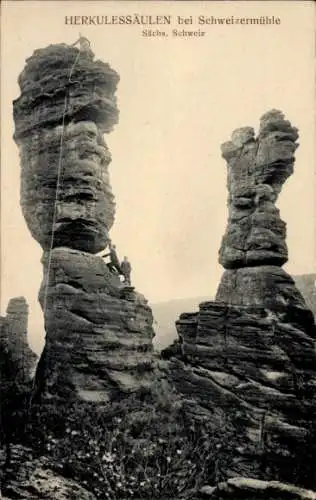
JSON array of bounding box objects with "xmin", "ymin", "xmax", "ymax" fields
[
  {"xmin": 110, "ymin": 248, "xmax": 121, "ymax": 273},
  {"xmin": 121, "ymin": 260, "xmax": 131, "ymax": 284},
  {"xmin": 72, "ymin": 37, "xmax": 94, "ymax": 57},
  {"xmin": 121, "ymin": 261, "xmax": 131, "ymax": 274},
  {"xmin": 106, "ymin": 262, "xmax": 119, "ymax": 274},
  {"xmin": 102, "ymin": 247, "xmax": 122, "ymax": 274}
]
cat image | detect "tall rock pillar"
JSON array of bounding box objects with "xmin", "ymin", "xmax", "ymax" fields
[
  {"xmin": 13, "ymin": 43, "xmax": 156, "ymax": 404},
  {"xmin": 216, "ymin": 109, "xmax": 305, "ymax": 308},
  {"xmin": 165, "ymin": 111, "xmax": 316, "ymax": 487},
  {"xmin": 0, "ymin": 296, "xmax": 37, "ymax": 383}
]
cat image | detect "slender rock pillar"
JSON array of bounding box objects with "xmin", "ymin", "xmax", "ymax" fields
[{"xmin": 13, "ymin": 43, "xmax": 156, "ymax": 403}]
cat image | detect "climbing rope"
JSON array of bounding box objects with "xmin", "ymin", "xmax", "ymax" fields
[
  {"xmin": 41, "ymin": 49, "xmax": 81, "ymax": 317},
  {"xmin": 27, "ymin": 49, "xmax": 82, "ymax": 409}
]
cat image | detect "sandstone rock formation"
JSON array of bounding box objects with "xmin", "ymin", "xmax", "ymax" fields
[
  {"xmin": 0, "ymin": 297, "xmax": 37, "ymax": 385},
  {"xmin": 13, "ymin": 44, "xmax": 119, "ymax": 253},
  {"xmin": 0, "ymin": 297, "xmax": 37, "ymax": 477},
  {"xmin": 35, "ymin": 247, "xmax": 155, "ymax": 401},
  {"xmin": 219, "ymin": 110, "xmax": 298, "ymax": 269},
  {"xmin": 165, "ymin": 111, "xmax": 316, "ymax": 488},
  {"xmin": 13, "ymin": 43, "xmax": 156, "ymax": 404}
]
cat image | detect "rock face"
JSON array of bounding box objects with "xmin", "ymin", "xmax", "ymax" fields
[
  {"xmin": 13, "ymin": 43, "xmax": 156, "ymax": 403},
  {"xmin": 1, "ymin": 446, "xmax": 96, "ymax": 500},
  {"xmin": 35, "ymin": 248, "xmax": 155, "ymax": 402},
  {"xmin": 13, "ymin": 44, "xmax": 119, "ymax": 253},
  {"xmin": 165, "ymin": 111, "xmax": 316, "ymax": 488}
]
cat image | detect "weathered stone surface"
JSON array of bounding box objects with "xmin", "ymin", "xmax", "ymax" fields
[
  {"xmin": 216, "ymin": 266, "xmax": 312, "ymax": 312},
  {"xmin": 18, "ymin": 121, "xmax": 115, "ymax": 252},
  {"xmin": 205, "ymin": 477, "xmax": 316, "ymax": 500},
  {"xmin": 166, "ymin": 306, "xmax": 316, "ymax": 480},
  {"xmin": 219, "ymin": 110, "xmax": 298, "ymax": 269},
  {"xmin": 13, "ymin": 44, "xmax": 119, "ymax": 138},
  {"xmin": 13, "ymin": 44, "xmax": 119, "ymax": 252},
  {"xmin": 166, "ymin": 299, "xmax": 316, "ymax": 482},
  {"xmin": 34, "ymin": 248, "xmax": 156, "ymax": 402},
  {"xmin": 1, "ymin": 446, "xmax": 96, "ymax": 500}
]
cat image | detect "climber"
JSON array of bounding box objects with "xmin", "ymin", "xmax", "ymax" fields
[
  {"xmin": 71, "ymin": 33, "xmax": 94, "ymax": 57},
  {"xmin": 121, "ymin": 256, "xmax": 132, "ymax": 285},
  {"xmin": 102, "ymin": 241, "xmax": 122, "ymax": 275}
]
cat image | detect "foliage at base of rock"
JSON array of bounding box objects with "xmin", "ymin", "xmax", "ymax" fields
[{"xmin": 9, "ymin": 385, "xmax": 237, "ymax": 499}]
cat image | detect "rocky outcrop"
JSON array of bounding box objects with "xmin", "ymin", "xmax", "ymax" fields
[
  {"xmin": 1, "ymin": 446, "xmax": 96, "ymax": 500},
  {"xmin": 164, "ymin": 111, "xmax": 316, "ymax": 488},
  {"xmin": 0, "ymin": 297, "xmax": 37, "ymax": 385},
  {"xmin": 168, "ymin": 301, "xmax": 316, "ymax": 482},
  {"xmin": 0, "ymin": 298, "xmax": 36, "ymax": 476},
  {"xmin": 35, "ymin": 247, "xmax": 155, "ymax": 402},
  {"xmin": 13, "ymin": 43, "xmax": 156, "ymax": 404}
]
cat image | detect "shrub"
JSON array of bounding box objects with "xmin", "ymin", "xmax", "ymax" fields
[{"xmin": 24, "ymin": 385, "xmax": 227, "ymax": 499}]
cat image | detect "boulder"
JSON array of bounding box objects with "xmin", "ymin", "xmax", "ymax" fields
[
  {"xmin": 1, "ymin": 446, "xmax": 96, "ymax": 500},
  {"xmin": 205, "ymin": 477, "xmax": 316, "ymax": 500}
]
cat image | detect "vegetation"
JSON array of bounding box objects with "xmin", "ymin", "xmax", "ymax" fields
[
  {"xmin": 19, "ymin": 385, "xmax": 231, "ymax": 499},
  {"xmin": 2, "ymin": 349, "xmax": 316, "ymax": 498},
  {"xmin": 0, "ymin": 339, "xmax": 32, "ymax": 468}
]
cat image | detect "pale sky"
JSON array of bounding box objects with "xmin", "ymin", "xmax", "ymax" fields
[{"xmin": 1, "ymin": 1, "xmax": 315, "ymax": 353}]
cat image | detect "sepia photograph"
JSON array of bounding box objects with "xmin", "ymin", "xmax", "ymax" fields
[{"xmin": 0, "ymin": 1, "xmax": 315, "ymax": 498}]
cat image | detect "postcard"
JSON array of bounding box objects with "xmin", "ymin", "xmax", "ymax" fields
[{"xmin": 1, "ymin": 1, "xmax": 315, "ymax": 499}]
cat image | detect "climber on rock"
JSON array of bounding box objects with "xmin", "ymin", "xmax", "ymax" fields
[
  {"xmin": 121, "ymin": 256, "xmax": 132, "ymax": 286},
  {"xmin": 102, "ymin": 241, "xmax": 122, "ymax": 275},
  {"xmin": 71, "ymin": 33, "xmax": 94, "ymax": 57}
]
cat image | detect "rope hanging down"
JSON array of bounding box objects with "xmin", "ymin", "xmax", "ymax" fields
[
  {"xmin": 41, "ymin": 50, "xmax": 81, "ymax": 317},
  {"xmin": 27, "ymin": 44, "xmax": 93, "ymax": 411}
]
